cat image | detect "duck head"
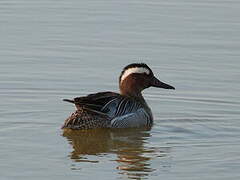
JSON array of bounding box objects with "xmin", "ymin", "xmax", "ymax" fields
[{"xmin": 119, "ymin": 63, "xmax": 175, "ymax": 97}]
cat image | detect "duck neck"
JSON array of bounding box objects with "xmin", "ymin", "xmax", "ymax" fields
[
  {"xmin": 120, "ymin": 89, "xmax": 142, "ymax": 98},
  {"xmin": 119, "ymin": 85, "xmax": 146, "ymax": 104}
]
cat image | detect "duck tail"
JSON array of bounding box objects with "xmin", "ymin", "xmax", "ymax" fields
[{"xmin": 63, "ymin": 99, "xmax": 75, "ymax": 104}]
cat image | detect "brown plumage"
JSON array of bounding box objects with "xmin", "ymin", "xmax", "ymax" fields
[
  {"xmin": 62, "ymin": 107, "xmax": 110, "ymax": 130},
  {"xmin": 62, "ymin": 92, "xmax": 120, "ymax": 129}
]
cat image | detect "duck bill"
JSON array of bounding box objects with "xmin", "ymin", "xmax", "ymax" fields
[{"xmin": 151, "ymin": 76, "xmax": 175, "ymax": 89}]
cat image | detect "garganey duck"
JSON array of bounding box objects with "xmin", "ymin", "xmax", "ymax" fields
[{"xmin": 62, "ymin": 63, "xmax": 175, "ymax": 130}]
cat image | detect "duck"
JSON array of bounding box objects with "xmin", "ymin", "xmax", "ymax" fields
[{"xmin": 62, "ymin": 63, "xmax": 175, "ymax": 130}]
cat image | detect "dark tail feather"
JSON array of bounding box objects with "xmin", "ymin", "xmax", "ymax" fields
[{"xmin": 63, "ymin": 99, "xmax": 75, "ymax": 104}]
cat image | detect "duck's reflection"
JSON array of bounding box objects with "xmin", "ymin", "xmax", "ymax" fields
[{"xmin": 63, "ymin": 128, "xmax": 170, "ymax": 179}]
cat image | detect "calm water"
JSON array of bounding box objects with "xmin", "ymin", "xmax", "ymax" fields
[{"xmin": 1, "ymin": 0, "xmax": 240, "ymax": 179}]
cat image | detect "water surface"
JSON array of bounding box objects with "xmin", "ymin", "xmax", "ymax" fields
[{"xmin": 1, "ymin": 0, "xmax": 240, "ymax": 179}]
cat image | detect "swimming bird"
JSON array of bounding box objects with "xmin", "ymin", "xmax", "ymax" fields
[{"xmin": 62, "ymin": 63, "xmax": 175, "ymax": 130}]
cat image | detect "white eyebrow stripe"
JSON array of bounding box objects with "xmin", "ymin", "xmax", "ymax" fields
[{"xmin": 121, "ymin": 67, "xmax": 150, "ymax": 82}]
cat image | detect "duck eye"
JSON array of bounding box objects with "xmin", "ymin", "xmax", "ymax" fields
[{"xmin": 144, "ymin": 72, "xmax": 152, "ymax": 77}]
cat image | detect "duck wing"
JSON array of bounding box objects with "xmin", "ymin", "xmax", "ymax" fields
[
  {"xmin": 63, "ymin": 91, "xmax": 120, "ymax": 111},
  {"xmin": 62, "ymin": 91, "xmax": 120, "ymax": 129}
]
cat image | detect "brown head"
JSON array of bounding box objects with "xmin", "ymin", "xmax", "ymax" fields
[{"xmin": 119, "ymin": 63, "xmax": 175, "ymax": 97}]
